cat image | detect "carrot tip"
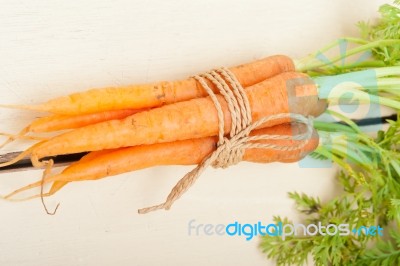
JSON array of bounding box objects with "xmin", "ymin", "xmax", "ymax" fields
[
  {"xmin": 0, "ymin": 131, "xmax": 47, "ymax": 149},
  {"xmin": 0, "ymin": 104, "xmax": 48, "ymax": 112},
  {"xmin": 1, "ymin": 192, "xmax": 53, "ymax": 202},
  {"xmin": 0, "ymin": 127, "xmax": 32, "ymax": 149},
  {"xmin": 2, "ymin": 173, "xmax": 59, "ymax": 201},
  {"xmin": 2, "ymin": 179, "xmax": 43, "ymax": 200},
  {"xmin": 0, "ymin": 138, "xmax": 13, "ymax": 150},
  {"xmin": 0, "ymin": 148, "xmax": 33, "ymax": 168}
]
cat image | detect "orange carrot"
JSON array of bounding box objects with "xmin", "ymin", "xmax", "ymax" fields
[
  {"xmin": 44, "ymin": 150, "xmax": 115, "ymax": 197},
  {"xmin": 0, "ymin": 71, "xmax": 326, "ymax": 168},
  {"xmin": 0, "ymin": 109, "xmax": 143, "ymax": 149},
  {"xmin": 0, "ymin": 55, "xmax": 295, "ymax": 115},
  {"xmin": 28, "ymin": 109, "xmax": 142, "ymax": 133},
  {"xmin": 3, "ymin": 123, "xmax": 319, "ymax": 200}
]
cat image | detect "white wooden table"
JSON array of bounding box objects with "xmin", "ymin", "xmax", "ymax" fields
[{"xmin": 0, "ymin": 1, "xmax": 387, "ymax": 265}]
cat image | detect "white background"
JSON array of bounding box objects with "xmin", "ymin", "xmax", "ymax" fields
[{"xmin": 0, "ymin": 1, "xmax": 388, "ymax": 265}]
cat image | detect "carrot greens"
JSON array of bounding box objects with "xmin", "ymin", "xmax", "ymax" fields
[
  {"xmin": 260, "ymin": 1, "xmax": 400, "ymax": 265},
  {"xmin": 295, "ymin": 1, "xmax": 400, "ymax": 110},
  {"xmin": 260, "ymin": 114, "xmax": 400, "ymax": 266},
  {"xmin": 296, "ymin": 1, "xmax": 400, "ymax": 75}
]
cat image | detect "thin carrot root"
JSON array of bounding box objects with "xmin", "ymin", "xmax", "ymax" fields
[
  {"xmin": 0, "ymin": 127, "xmax": 29, "ymax": 149},
  {"xmin": 0, "ymin": 191, "xmax": 53, "ymax": 202},
  {"xmin": 2, "ymin": 170, "xmax": 68, "ymax": 201},
  {"xmin": 0, "ymin": 132, "xmax": 47, "ymax": 141},
  {"xmin": 1, "ymin": 180, "xmax": 62, "ymax": 201},
  {"xmin": 0, "ymin": 104, "xmax": 50, "ymax": 113},
  {"xmin": 0, "ymin": 129, "xmax": 48, "ymax": 149},
  {"xmin": 3, "ymin": 180, "xmax": 45, "ymax": 200},
  {"xmin": 1, "ymin": 169, "xmax": 72, "ymax": 200},
  {"xmin": 23, "ymin": 192, "xmax": 53, "ymax": 201},
  {"xmin": 0, "ymin": 147, "xmax": 35, "ymax": 168},
  {"xmin": 0, "ymin": 159, "xmax": 58, "ymax": 203},
  {"xmin": 0, "ymin": 140, "xmax": 49, "ymax": 168},
  {"xmin": 2, "ymin": 149, "xmax": 113, "ymax": 201},
  {"xmin": 40, "ymin": 159, "xmax": 59, "ymax": 215}
]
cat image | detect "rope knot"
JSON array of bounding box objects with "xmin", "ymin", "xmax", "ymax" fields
[
  {"xmin": 212, "ymin": 140, "xmax": 240, "ymax": 169},
  {"xmin": 138, "ymin": 67, "xmax": 314, "ymax": 214}
]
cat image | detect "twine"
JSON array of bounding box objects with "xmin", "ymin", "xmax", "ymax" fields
[{"xmin": 138, "ymin": 67, "xmax": 314, "ymax": 214}]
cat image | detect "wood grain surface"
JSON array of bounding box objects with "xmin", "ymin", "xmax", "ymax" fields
[{"xmin": 0, "ymin": 1, "xmax": 388, "ymax": 266}]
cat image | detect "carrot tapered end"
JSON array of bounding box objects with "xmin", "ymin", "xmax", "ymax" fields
[
  {"xmin": 0, "ymin": 104, "xmax": 50, "ymax": 113},
  {"xmin": 0, "ymin": 127, "xmax": 47, "ymax": 149},
  {"xmin": 0, "ymin": 148, "xmax": 33, "ymax": 168}
]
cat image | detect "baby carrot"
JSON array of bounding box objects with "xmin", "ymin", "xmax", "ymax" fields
[
  {"xmin": 0, "ymin": 71, "xmax": 326, "ymax": 167},
  {"xmin": 0, "ymin": 55, "xmax": 295, "ymax": 115},
  {"xmin": 3, "ymin": 123, "xmax": 319, "ymax": 200},
  {"xmin": 44, "ymin": 150, "xmax": 114, "ymax": 197},
  {"xmin": 28, "ymin": 109, "xmax": 142, "ymax": 133},
  {"xmin": 0, "ymin": 109, "xmax": 143, "ymax": 149}
]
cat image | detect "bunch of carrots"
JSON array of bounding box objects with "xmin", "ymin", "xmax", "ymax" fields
[{"xmin": 0, "ymin": 55, "xmax": 327, "ymax": 213}]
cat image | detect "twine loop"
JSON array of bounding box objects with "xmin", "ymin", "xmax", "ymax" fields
[{"xmin": 138, "ymin": 67, "xmax": 314, "ymax": 214}]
